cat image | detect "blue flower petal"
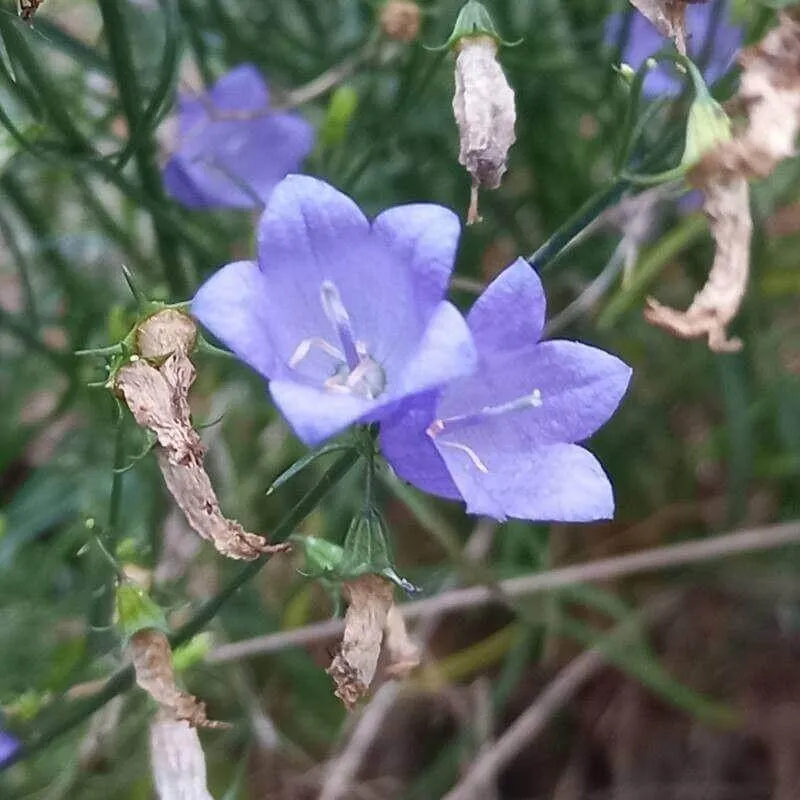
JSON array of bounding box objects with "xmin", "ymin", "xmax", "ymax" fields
[
  {"xmin": 165, "ymin": 66, "xmax": 314, "ymax": 209},
  {"xmin": 437, "ymin": 339, "xmax": 632, "ymax": 449},
  {"xmin": 439, "ymin": 441, "xmax": 614, "ymax": 522},
  {"xmin": 380, "ymin": 395, "xmax": 462, "ymax": 501},
  {"xmin": 372, "ymin": 204, "xmax": 461, "ymax": 315},
  {"xmin": 466, "ymin": 258, "xmax": 546, "ymax": 353},
  {"xmin": 256, "ymin": 175, "xmax": 443, "ymax": 374},
  {"xmin": 394, "ymin": 301, "xmax": 477, "ymax": 398},
  {"xmin": 269, "ymin": 379, "xmax": 373, "ymax": 446},
  {"xmin": 191, "ymin": 260, "xmax": 281, "ymax": 379}
]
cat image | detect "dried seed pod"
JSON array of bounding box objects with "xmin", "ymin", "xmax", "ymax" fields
[
  {"xmin": 115, "ymin": 310, "xmax": 289, "ymax": 560},
  {"xmin": 379, "ymin": 0, "xmax": 421, "ymax": 43},
  {"xmin": 452, "ymin": 35, "xmax": 516, "ymax": 224},
  {"xmin": 131, "ymin": 629, "xmax": 230, "ymax": 730},
  {"xmin": 327, "ymin": 574, "xmax": 394, "ymax": 709},
  {"xmin": 150, "ymin": 713, "xmax": 214, "ymax": 800}
]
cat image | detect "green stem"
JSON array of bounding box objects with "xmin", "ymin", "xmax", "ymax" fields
[
  {"xmin": 87, "ymin": 416, "xmax": 127, "ymax": 655},
  {"xmin": 96, "ymin": 0, "xmax": 188, "ymax": 298},
  {"xmin": 12, "ymin": 448, "xmax": 361, "ymax": 765}
]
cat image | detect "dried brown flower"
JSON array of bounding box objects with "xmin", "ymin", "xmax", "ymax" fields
[
  {"xmin": 150, "ymin": 713, "xmax": 214, "ymax": 800},
  {"xmin": 115, "ymin": 310, "xmax": 290, "ymax": 560},
  {"xmin": 131, "ymin": 629, "xmax": 230, "ymax": 729},
  {"xmin": 645, "ymin": 12, "xmax": 800, "ymax": 351},
  {"xmin": 452, "ymin": 36, "xmax": 517, "ymax": 224},
  {"xmin": 379, "ymin": 0, "xmax": 421, "ymax": 43},
  {"xmin": 644, "ymin": 176, "xmax": 751, "ymax": 352},
  {"xmin": 328, "ymin": 574, "xmax": 395, "ymax": 709}
]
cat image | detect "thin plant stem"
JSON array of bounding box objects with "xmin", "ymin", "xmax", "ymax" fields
[
  {"xmin": 9, "ymin": 448, "xmax": 361, "ymax": 767},
  {"xmin": 87, "ymin": 415, "xmax": 127, "ymax": 655},
  {"xmin": 96, "ymin": 0, "xmax": 189, "ymax": 298}
]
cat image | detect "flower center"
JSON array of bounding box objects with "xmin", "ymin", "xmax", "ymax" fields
[
  {"xmin": 289, "ymin": 281, "xmax": 386, "ymax": 400},
  {"xmin": 426, "ymin": 389, "xmax": 543, "ymax": 473}
]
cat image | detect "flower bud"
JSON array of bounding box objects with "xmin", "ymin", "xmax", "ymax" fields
[
  {"xmin": 379, "ymin": 0, "xmax": 421, "ymax": 43},
  {"xmin": 681, "ymin": 86, "xmax": 732, "ymax": 169}
]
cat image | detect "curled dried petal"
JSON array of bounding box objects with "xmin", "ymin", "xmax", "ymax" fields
[
  {"xmin": 645, "ymin": 13, "xmax": 800, "ymax": 352},
  {"xmin": 327, "ymin": 575, "xmax": 394, "ymax": 709},
  {"xmin": 115, "ymin": 312, "xmax": 288, "ymax": 561},
  {"xmin": 452, "ymin": 36, "xmax": 516, "ymax": 224},
  {"xmin": 150, "ymin": 713, "xmax": 214, "ymax": 800},
  {"xmin": 382, "ymin": 604, "xmax": 420, "ymax": 679},
  {"xmin": 131, "ymin": 629, "xmax": 230, "ymax": 730},
  {"xmin": 644, "ymin": 176, "xmax": 751, "ymax": 352},
  {"xmin": 697, "ymin": 11, "xmax": 800, "ymax": 183}
]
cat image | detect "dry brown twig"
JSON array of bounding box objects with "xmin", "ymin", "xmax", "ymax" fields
[
  {"xmin": 645, "ymin": 11, "xmax": 800, "ymax": 351},
  {"xmin": 207, "ymin": 521, "xmax": 800, "ymax": 663},
  {"xmin": 443, "ymin": 593, "xmax": 683, "ymax": 800},
  {"xmin": 115, "ymin": 309, "xmax": 290, "ymax": 561}
]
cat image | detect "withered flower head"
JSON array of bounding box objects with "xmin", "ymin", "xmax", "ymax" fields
[
  {"xmin": 449, "ymin": 2, "xmax": 517, "ymax": 224},
  {"xmin": 114, "ymin": 309, "xmax": 289, "ymax": 560},
  {"xmin": 646, "ymin": 12, "xmax": 800, "ymax": 352}
]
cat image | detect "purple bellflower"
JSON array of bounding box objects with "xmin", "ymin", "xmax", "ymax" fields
[
  {"xmin": 0, "ymin": 729, "xmax": 21, "ymax": 769},
  {"xmin": 605, "ymin": 2, "xmax": 742, "ymax": 98},
  {"xmin": 192, "ymin": 175, "xmax": 477, "ymax": 445},
  {"xmin": 380, "ymin": 260, "xmax": 632, "ymax": 522},
  {"xmin": 163, "ymin": 65, "xmax": 315, "ymax": 209}
]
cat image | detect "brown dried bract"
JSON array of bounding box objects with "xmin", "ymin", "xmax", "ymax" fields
[
  {"xmin": 452, "ymin": 36, "xmax": 517, "ymax": 224},
  {"xmin": 115, "ymin": 311, "xmax": 289, "ymax": 561},
  {"xmin": 327, "ymin": 575, "xmax": 395, "ymax": 709},
  {"xmin": 644, "ymin": 176, "xmax": 751, "ymax": 352},
  {"xmin": 131, "ymin": 629, "xmax": 230, "ymax": 730},
  {"xmin": 697, "ymin": 10, "xmax": 800, "ymax": 183},
  {"xmin": 382, "ymin": 604, "xmax": 421, "ymax": 679},
  {"xmin": 645, "ymin": 13, "xmax": 800, "ymax": 351}
]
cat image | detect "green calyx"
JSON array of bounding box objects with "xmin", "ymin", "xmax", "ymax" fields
[
  {"xmin": 116, "ymin": 582, "xmax": 170, "ymax": 644},
  {"xmin": 680, "ymin": 87, "xmax": 732, "ymax": 169},
  {"xmin": 291, "ymin": 510, "xmax": 418, "ymax": 594},
  {"xmin": 428, "ymin": 1, "xmax": 521, "ymax": 51}
]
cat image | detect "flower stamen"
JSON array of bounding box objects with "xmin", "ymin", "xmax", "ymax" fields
[
  {"xmin": 429, "ymin": 388, "xmax": 542, "ymax": 435},
  {"xmin": 435, "ymin": 439, "xmax": 489, "ymax": 473},
  {"xmin": 321, "ymin": 281, "xmax": 360, "ymax": 370},
  {"xmin": 289, "ymin": 337, "xmax": 345, "ymax": 368}
]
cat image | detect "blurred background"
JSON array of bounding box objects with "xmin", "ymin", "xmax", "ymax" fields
[{"xmin": 1, "ymin": 0, "xmax": 800, "ymax": 797}]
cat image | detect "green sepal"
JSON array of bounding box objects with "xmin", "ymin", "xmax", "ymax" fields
[
  {"xmin": 680, "ymin": 86, "xmax": 732, "ymax": 169},
  {"xmin": 426, "ymin": 1, "xmax": 521, "ymax": 52},
  {"xmin": 116, "ymin": 583, "xmax": 170, "ymax": 645}
]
